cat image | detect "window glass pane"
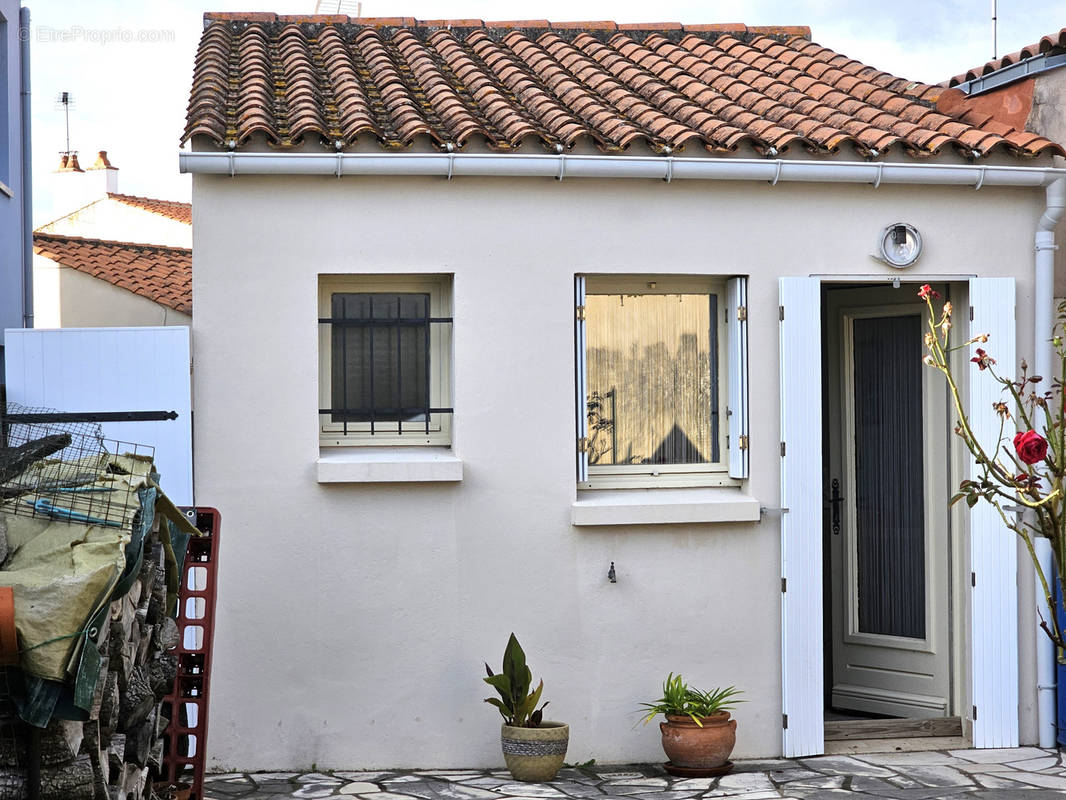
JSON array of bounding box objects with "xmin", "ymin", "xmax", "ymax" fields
[
  {"xmin": 853, "ymin": 314, "xmax": 925, "ymax": 638},
  {"xmin": 331, "ymin": 293, "xmax": 429, "ymax": 422},
  {"xmin": 586, "ymin": 292, "xmax": 718, "ymax": 466}
]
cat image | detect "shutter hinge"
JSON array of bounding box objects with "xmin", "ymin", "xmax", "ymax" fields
[
  {"xmin": 576, "ymin": 305, "xmax": 586, "ymax": 322},
  {"xmin": 737, "ymin": 305, "xmax": 748, "ymax": 322},
  {"xmin": 738, "ymin": 434, "xmax": 749, "ymax": 450},
  {"xmin": 779, "ymin": 305, "xmax": 785, "ymax": 321},
  {"xmin": 782, "ymin": 713, "xmax": 788, "ymax": 729},
  {"xmin": 971, "ymin": 572, "xmax": 976, "ymax": 587},
  {"xmin": 780, "ymin": 442, "xmax": 786, "ymax": 457},
  {"xmin": 969, "ymin": 306, "xmax": 974, "ymax": 322},
  {"xmin": 972, "ymin": 705, "xmax": 978, "ymax": 721},
  {"xmin": 578, "ymin": 437, "xmax": 590, "ymax": 453},
  {"xmin": 781, "ymin": 577, "xmax": 787, "ymax": 593}
]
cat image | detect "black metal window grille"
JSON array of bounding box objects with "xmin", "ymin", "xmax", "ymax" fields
[{"xmin": 319, "ymin": 292, "xmax": 453, "ymax": 436}]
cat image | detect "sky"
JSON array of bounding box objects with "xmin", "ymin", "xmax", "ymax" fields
[{"xmin": 24, "ymin": 0, "xmax": 1066, "ymax": 222}]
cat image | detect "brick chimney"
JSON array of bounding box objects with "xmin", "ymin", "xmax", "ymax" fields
[
  {"xmin": 55, "ymin": 151, "xmax": 84, "ymax": 172},
  {"xmin": 88, "ymin": 150, "xmax": 119, "ymax": 193}
]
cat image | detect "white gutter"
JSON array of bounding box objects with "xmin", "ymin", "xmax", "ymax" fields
[
  {"xmin": 1035, "ymin": 176, "xmax": 1065, "ymax": 749},
  {"xmin": 179, "ymin": 151, "xmax": 1065, "ymax": 187}
]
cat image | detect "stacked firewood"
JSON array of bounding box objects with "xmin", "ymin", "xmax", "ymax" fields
[{"xmin": 0, "ymin": 519, "xmax": 179, "ymax": 800}]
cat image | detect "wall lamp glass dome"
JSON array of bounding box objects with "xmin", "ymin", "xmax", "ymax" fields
[{"xmin": 879, "ymin": 222, "xmax": 922, "ymax": 268}]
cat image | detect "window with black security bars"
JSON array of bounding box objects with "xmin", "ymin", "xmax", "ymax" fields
[{"xmin": 319, "ymin": 292, "xmax": 453, "ymax": 436}]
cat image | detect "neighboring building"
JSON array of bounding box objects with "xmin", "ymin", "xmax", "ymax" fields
[
  {"xmin": 0, "ymin": 0, "xmax": 31, "ymax": 375},
  {"xmin": 32, "ymin": 152, "xmax": 191, "ymax": 327},
  {"xmin": 180, "ymin": 15, "xmax": 1065, "ymax": 770},
  {"xmin": 941, "ymin": 26, "xmax": 1066, "ymax": 294}
]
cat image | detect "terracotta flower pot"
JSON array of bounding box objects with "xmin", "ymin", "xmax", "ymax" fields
[
  {"xmin": 501, "ymin": 721, "xmax": 569, "ymax": 782},
  {"xmin": 659, "ymin": 712, "xmax": 736, "ymax": 769}
]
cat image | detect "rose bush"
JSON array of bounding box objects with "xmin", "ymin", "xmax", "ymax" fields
[{"xmin": 920, "ymin": 284, "xmax": 1066, "ymax": 652}]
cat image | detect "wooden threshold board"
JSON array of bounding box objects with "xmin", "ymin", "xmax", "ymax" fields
[{"xmin": 823, "ymin": 717, "xmax": 962, "ymax": 741}]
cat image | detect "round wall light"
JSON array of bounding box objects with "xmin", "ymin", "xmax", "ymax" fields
[{"xmin": 878, "ymin": 222, "xmax": 923, "ymax": 268}]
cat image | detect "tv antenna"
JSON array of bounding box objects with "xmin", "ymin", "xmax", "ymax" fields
[
  {"xmin": 56, "ymin": 91, "xmax": 75, "ymax": 156},
  {"xmin": 991, "ymin": 0, "xmax": 998, "ymax": 60}
]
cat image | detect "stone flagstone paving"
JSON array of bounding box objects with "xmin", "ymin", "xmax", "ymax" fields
[{"xmin": 203, "ymin": 748, "xmax": 1066, "ymax": 799}]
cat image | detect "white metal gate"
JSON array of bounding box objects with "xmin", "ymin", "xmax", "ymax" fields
[{"xmin": 3, "ymin": 326, "xmax": 193, "ymax": 505}]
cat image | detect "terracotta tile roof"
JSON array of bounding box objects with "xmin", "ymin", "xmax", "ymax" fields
[
  {"xmin": 107, "ymin": 193, "xmax": 192, "ymax": 225},
  {"xmin": 33, "ymin": 233, "xmax": 191, "ymax": 315},
  {"xmin": 946, "ymin": 27, "xmax": 1066, "ymax": 87},
  {"xmin": 182, "ymin": 15, "xmax": 1063, "ymax": 159}
]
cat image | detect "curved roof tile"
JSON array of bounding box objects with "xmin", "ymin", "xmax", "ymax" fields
[{"xmin": 183, "ymin": 16, "xmax": 1063, "ymax": 159}]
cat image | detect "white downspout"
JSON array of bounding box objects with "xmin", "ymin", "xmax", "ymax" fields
[{"xmin": 1035, "ymin": 176, "xmax": 1065, "ymax": 748}]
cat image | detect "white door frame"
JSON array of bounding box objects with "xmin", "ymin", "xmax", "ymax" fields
[{"xmin": 779, "ymin": 276, "xmax": 1018, "ymax": 757}]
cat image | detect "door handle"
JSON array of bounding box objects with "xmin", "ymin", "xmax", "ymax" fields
[{"xmin": 830, "ymin": 478, "xmax": 844, "ymax": 535}]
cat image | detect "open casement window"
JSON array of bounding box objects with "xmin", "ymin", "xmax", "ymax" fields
[
  {"xmin": 318, "ymin": 275, "xmax": 453, "ymax": 446},
  {"xmin": 575, "ymin": 275, "xmax": 748, "ymax": 489}
]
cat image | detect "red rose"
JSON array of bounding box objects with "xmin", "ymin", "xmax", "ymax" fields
[
  {"xmin": 918, "ymin": 284, "xmax": 940, "ymax": 300},
  {"xmin": 1013, "ymin": 430, "xmax": 1048, "ymax": 465}
]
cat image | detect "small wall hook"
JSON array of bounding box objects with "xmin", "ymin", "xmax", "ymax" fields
[{"xmin": 607, "ymin": 561, "xmax": 617, "ymax": 583}]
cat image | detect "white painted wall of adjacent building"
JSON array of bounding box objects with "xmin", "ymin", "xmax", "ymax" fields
[
  {"xmin": 190, "ymin": 170, "xmax": 1045, "ymax": 771},
  {"xmin": 36, "ymin": 194, "xmax": 191, "ymax": 248},
  {"xmin": 33, "ymin": 254, "xmax": 190, "ymax": 329}
]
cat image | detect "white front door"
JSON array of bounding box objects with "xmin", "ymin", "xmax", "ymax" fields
[{"xmin": 825, "ymin": 286, "xmax": 951, "ymax": 718}]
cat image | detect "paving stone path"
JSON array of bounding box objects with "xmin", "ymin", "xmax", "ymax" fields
[{"xmin": 203, "ymin": 747, "xmax": 1066, "ymax": 799}]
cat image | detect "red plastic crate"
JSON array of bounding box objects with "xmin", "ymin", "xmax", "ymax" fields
[{"xmin": 161, "ymin": 507, "xmax": 221, "ymax": 800}]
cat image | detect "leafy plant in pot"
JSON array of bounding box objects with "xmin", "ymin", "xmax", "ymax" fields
[
  {"xmin": 638, "ymin": 673, "xmax": 743, "ymax": 776},
  {"xmin": 484, "ymin": 633, "xmax": 569, "ymax": 782}
]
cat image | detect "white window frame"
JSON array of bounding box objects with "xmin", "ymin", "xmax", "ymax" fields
[
  {"xmin": 577, "ymin": 274, "xmax": 746, "ymax": 490},
  {"xmin": 318, "ymin": 274, "xmax": 452, "ymax": 447}
]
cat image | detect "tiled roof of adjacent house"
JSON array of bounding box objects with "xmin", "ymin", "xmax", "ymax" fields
[
  {"xmin": 108, "ymin": 193, "xmax": 192, "ymax": 225},
  {"xmin": 946, "ymin": 27, "xmax": 1066, "ymax": 87},
  {"xmin": 33, "ymin": 233, "xmax": 192, "ymax": 314},
  {"xmin": 182, "ymin": 14, "xmax": 1063, "ymax": 159}
]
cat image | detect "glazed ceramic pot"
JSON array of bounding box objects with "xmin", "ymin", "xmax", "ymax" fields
[
  {"xmin": 659, "ymin": 712, "xmax": 736, "ymax": 768},
  {"xmin": 501, "ymin": 721, "xmax": 569, "ymax": 781}
]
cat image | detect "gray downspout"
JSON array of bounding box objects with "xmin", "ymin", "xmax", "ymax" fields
[
  {"xmin": 1035, "ymin": 175, "xmax": 1065, "ymax": 748},
  {"xmin": 19, "ymin": 5, "xmax": 32, "ymax": 329}
]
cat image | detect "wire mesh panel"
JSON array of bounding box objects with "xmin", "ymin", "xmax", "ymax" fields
[{"xmin": 0, "ymin": 403, "xmax": 155, "ymax": 528}]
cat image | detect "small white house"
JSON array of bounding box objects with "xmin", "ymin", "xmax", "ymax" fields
[
  {"xmin": 180, "ymin": 14, "xmax": 1066, "ymax": 770},
  {"xmin": 33, "ymin": 151, "xmax": 191, "ymax": 328}
]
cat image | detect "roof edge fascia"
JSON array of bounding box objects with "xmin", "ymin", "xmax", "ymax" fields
[{"xmin": 179, "ymin": 151, "xmax": 1064, "ymax": 188}]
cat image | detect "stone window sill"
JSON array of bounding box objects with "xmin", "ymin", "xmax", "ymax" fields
[
  {"xmin": 571, "ymin": 487, "xmax": 760, "ymax": 526},
  {"xmin": 316, "ymin": 447, "xmax": 463, "ymax": 483}
]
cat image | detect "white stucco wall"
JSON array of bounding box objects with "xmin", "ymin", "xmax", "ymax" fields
[
  {"xmin": 37, "ymin": 195, "xmax": 190, "ymax": 248},
  {"xmin": 33, "ymin": 254, "xmax": 190, "ymax": 328},
  {"xmin": 191, "ymin": 170, "xmax": 1045, "ymax": 771}
]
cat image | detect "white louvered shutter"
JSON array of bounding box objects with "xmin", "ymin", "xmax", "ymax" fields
[
  {"xmin": 727, "ymin": 277, "xmax": 749, "ymax": 478},
  {"xmin": 575, "ymin": 276, "xmax": 589, "ymax": 483},
  {"xmin": 968, "ymin": 278, "xmax": 1019, "ymax": 748},
  {"xmin": 778, "ymin": 277, "xmax": 824, "ymax": 757}
]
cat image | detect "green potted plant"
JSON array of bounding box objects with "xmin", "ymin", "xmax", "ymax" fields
[
  {"xmin": 484, "ymin": 633, "xmax": 568, "ymax": 782},
  {"xmin": 638, "ymin": 673, "xmax": 743, "ymax": 776}
]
